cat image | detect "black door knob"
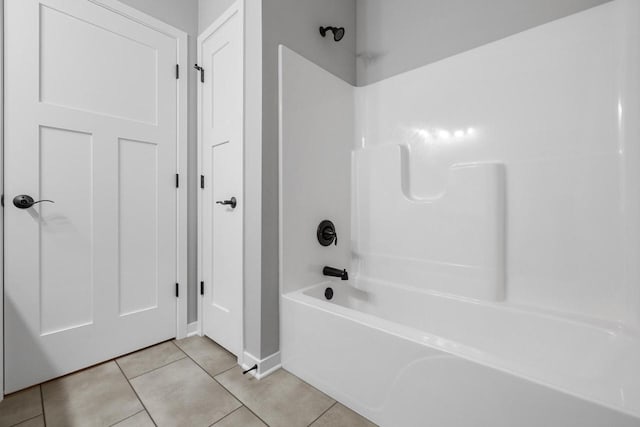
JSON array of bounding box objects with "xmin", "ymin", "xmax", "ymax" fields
[
  {"xmin": 216, "ymin": 197, "xmax": 237, "ymax": 209},
  {"xmin": 13, "ymin": 195, "xmax": 55, "ymax": 209}
]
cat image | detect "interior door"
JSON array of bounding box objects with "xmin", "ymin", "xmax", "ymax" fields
[
  {"xmin": 199, "ymin": 4, "xmax": 243, "ymax": 356},
  {"xmin": 4, "ymin": 0, "xmax": 179, "ymax": 392}
]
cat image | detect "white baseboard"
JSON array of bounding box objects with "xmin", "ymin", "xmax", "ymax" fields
[
  {"xmin": 242, "ymin": 351, "xmax": 281, "ymax": 379},
  {"xmin": 186, "ymin": 322, "xmax": 200, "ymax": 337}
]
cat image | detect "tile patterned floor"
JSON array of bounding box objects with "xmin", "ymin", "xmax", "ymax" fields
[{"xmin": 0, "ymin": 337, "xmax": 377, "ymax": 427}]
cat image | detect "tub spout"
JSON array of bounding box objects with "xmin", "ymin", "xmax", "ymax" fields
[{"xmin": 323, "ymin": 266, "xmax": 349, "ymax": 280}]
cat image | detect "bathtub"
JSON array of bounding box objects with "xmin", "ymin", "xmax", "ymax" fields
[{"xmin": 280, "ymin": 278, "xmax": 640, "ymax": 427}]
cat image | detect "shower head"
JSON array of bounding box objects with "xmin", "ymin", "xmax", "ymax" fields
[{"xmin": 319, "ymin": 26, "xmax": 345, "ymax": 42}]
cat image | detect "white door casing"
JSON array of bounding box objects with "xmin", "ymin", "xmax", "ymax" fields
[
  {"xmin": 0, "ymin": 0, "xmax": 5, "ymax": 401},
  {"xmin": 198, "ymin": 2, "xmax": 244, "ymax": 357},
  {"xmin": 4, "ymin": 0, "xmax": 188, "ymax": 392}
]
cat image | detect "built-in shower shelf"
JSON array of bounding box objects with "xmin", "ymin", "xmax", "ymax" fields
[{"xmin": 354, "ymin": 144, "xmax": 505, "ymax": 301}]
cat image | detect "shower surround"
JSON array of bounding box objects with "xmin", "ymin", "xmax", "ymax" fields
[{"xmin": 279, "ymin": 1, "xmax": 640, "ymax": 425}]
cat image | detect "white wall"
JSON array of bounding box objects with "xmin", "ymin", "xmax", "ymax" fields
[
  {"xmin": 356, "ymin": 0, "xmax": 613, "ymax": 85},
  {"xmin": 199, "ymin": 0, "xmax": 235, "ymax": 33},
  {"xmin": 261, "ymin": 0, "xmax": 357, "ymax": 357},
  {"xmin": 354, "ymin": 0, "xmax": 640, "ymax": 325},
  {"xmin": 241, "ymin": 0, "xmax": 264, "ymax": 362},
  {"xmin": 119, "ymin": 0, "xmax": 198, "ymax": 32},
  {"xmin": 279, "ymin": 46, "xmax": 353, "ymax": 296},
  {"xmin": 118, "ymin": 0, "xmax": 200, "ymax": 323}
]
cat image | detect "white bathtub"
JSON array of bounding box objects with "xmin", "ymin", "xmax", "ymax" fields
[{"xmin": 280, "ymin": 278, "xmax": 640, "ymax": 427}]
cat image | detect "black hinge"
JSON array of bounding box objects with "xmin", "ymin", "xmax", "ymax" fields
[
  {"xmin": 194, "ymin": 64, "xmax": 205, "ymax": 83},
  {"xmin": 200, "ymin": 175, "xmax": 205, "ymax": 189},
  {"xmin": 176, "ymin": 174, "xmax": 179, "ymax": 188},
  {"xmin": 175, "ymin": 283, "xmax": 179, "ymax": 298},
  {"xmin": 176, "ymin": 64, "xmax": 180, "ymax": 79},
  {"xmin": 200, "ymin": 281, "xmax": 204, "ymax": 295}
]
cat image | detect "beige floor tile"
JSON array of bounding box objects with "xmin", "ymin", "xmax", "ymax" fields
[
  {"xmin": 14, "ymin": 415, "xmax": 45, "ymax": 427},
  {"xmin": 174, "ymin": 336, "xmax": 237, "ymax": 376},
  {"xmin": 117, "ymin": 341, "xmax": 186, "ymax": 379},
  {"xmin": 0, "ymin": 386, "xmax": 42, "ymax": 427},
  {"xmin": 112, "ymin": 411, "xmax": 155, "ymax": 427},
  {"xmin": 311, "ymin": 403, "xmax": 377, "ymax": 427},
  {"xmin": 42, "ymin": 361, "xmax": 143, "ymax": 427},
  {"xmin": 213, "ymin": 407, "xmax": 267, "ymax": 427},
  {"xmin": 215, "ymin": 367, "xmax": 335, "ymax": 427},
  {"xmin": 131, "ymin": 358, "xmax": 240, "ymax": 426}
]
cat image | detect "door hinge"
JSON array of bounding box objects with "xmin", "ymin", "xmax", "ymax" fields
[
  {"xmin": 175, "ymin": 283, "xmax": 180, "ymax": 298},
  {"xmin": 176, "ymin": 64, "xmax": 180, "ymax": 79},
  {"xmin": 194, "ymin": 64, "xmax": 205, "ymax": 83},
  {"xmin": 176, "ymin": 174, "xmax": 180, "ymax": 188},
  {"xmin": 200, "ymin": 281, "xmax": 204, "ymax": 295},
  {"xmin": 200, "ymin": 175, "xmax": 205, "ymax": 189}
]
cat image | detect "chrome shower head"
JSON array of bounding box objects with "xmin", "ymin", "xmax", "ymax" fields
[{"xmin": 319, "ymin": 26, "xmax": 345, "ymax": 42}]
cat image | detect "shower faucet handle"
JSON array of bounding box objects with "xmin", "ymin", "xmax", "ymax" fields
[
  {"xmin": 317, "ymin": 220, "xmax": 338, "ymax": 246},
  {"xmin": 323, "ymin": 228, "xmax": 338, "ymax": 245}
]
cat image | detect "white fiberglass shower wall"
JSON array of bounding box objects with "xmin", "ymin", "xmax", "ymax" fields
[{"xmin": 280, "ymin": 1, "xmax": 640, "ymax": 426}]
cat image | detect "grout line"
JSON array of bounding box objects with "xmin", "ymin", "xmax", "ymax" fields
[
  {"xmin": 210, "ymin": 375, "xmax": 270, "ymax": 427},
  {"xmin": 288, "ymin": 372, "xmax": 377, "ymax": 426},
  {"xmin": 280, "ymin": 367, "xmax": 333, "ymax": 401},
  {"xmin": 10, "ymin": 414, "xmax": 43, "ymax": 427},
  {"xmin": 213, "ymin": 363, "xmax": 238, "ymax": 377},
  {"xmin": 172, "ymin": 344, "xmax": 236, "ymax": 379},
  {"xmin": 20, "ymin": 340, "xmax": 186, "ymax": 427},
  {"xmin": 177, "ymin": 349, "xmax": 270, "ymax": 426},
  {"xmin": 27, "ymin": 339, "xmax": 179, "ymax": 394},
  {"xmin": 199, "ymin": 350, "xmax": 339, "ymax": 427},
  {"xmin": 107, "ymin": 409, "xmax": 145, "ymax": 427},
  {"xmin": 114, "ymin": 361, "xmax": 158, "ymax": 427},
  {"xmin": 24, "ymin": 340, "xmax": 346, "ymax": 427},
  {"xmin": 207, "ymin": 405, "xmax": 245, "ymax": 427},
  {"xmin": 39, "ymin": 385, "xmax": 47, "ymax": 426},
  {"xmin": 306, "ymin": 401, "xmax": 337, "ymax": 427},
  {"xmin": 169, "ymin": 340, "xmax": 187, "ymax": 356},
  {"xmin": 126, "ymin": 355, "xmax": 188, "ymax": 381}
]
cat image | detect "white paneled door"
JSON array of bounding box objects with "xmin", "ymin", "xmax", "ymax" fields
[
  {"xmin": 198, "ymin": 3, "xmax": 243, "ymax": 357},
  {"xmin": 4, "ymin": 0, "xmax": 184, "ymax": 392}
]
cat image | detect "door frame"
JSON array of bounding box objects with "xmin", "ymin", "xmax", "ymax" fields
[
  {"xmin": 1, "ymin": 0, "xmax": 189, "ymax": 397},
  {"xmin": 1, "ymin": 0, "xmax": 5, "ymax": 402},
  {"xmin": 197, "ymin": 0, "xmax": 245, "ymax": 364}
]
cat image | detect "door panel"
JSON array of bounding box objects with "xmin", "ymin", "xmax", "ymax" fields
[
  {"xmin": 39, "ymin": 3, "xmax": 158, "ymax": 124},
  {"xmin": 200, "ymin": 6, "xmax": 243, "ymax": 356},
  {"xmin": 39, "ymin": 126, "xmax": 94, "ymax": 335},
  {"xmin": 5, "ymin": 0, "xmax": 179, "ymax": 392},
  {"xmin": 118, "ymin": 138, "xmax": 159, "ymax": 316}
]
